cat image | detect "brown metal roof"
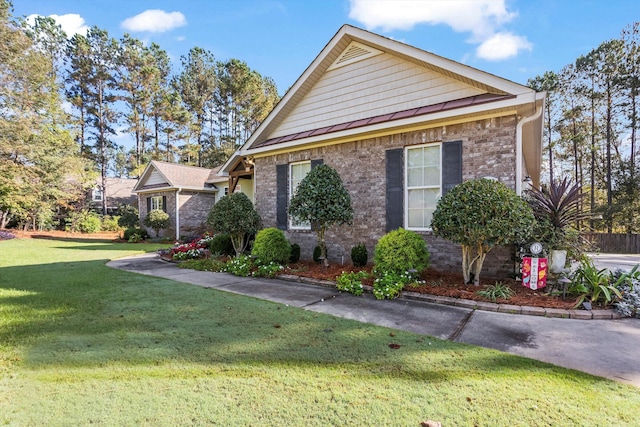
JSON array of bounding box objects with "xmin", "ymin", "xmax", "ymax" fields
[{"xmin": 252, "ymin": 93, "xmax": 514, "ymax": 149}]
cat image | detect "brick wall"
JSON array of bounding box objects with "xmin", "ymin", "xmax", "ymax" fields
[
  {"xmin": 139, "ymin": 190, "xmax": 215, "ymax": 239},
  {"xmin": 254, "ymin": 115, "xmax": 519, "ymax": 277}
]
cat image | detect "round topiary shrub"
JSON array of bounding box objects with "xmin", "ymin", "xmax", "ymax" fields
[
  {"xmin": 144, "ymin": 209, "xmax": 170, "ymax": 237},
  {"xmin": 207, "ymin": 233, "xmax": 235, "ymax": 257},
  {"xmin": 351, "ymin": 243, "xmax": 368, "ymax": 267},
  {"xmin": 289, "ymin": 243, "xmax": 301, "ymax": 263},
  {"xmin": 251, "ymin": 227, "xmax": 291, "ymax": 264},
  {"xmin": 373, "ymin": 228, "xmax": 430, "ymax": 275}
]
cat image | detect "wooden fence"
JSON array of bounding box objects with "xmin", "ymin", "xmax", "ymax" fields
[{"xmin": 583, "ymin": 233, "xmax": 640, "ymax": 254}]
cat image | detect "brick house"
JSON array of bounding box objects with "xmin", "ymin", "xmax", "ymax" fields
[
  {"xmin": 91, "ymin": 177, "xmax": 137, "ymax": 215},
  {"xmin": 133, "ymin": 161, "xmax": 254, "ymax": 240},
  {"xmin": 221, "ymin": 25, "xmax": 545, "ymax": 276}
]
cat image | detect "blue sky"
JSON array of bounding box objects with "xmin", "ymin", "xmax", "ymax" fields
[{"xmin": 14, "ymin": 0, "xmax": 640, "ymax": 95}]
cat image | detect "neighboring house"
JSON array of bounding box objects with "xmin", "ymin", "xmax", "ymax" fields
[
  {"xmin": 91, "ymin": 177, "xmax": 138, "ymax": 215},
  {"xmin": 133, "ymin": 161, "xmax": 255, "ymax": 240},
  {"xmin": 221, "ymin": 25, "xmax": 545, "ymax": 276}
]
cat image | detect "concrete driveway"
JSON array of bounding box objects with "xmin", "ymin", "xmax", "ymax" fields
[{"xmin": 589, "ymin": 253, "xmax": 640, "ymax": 272}]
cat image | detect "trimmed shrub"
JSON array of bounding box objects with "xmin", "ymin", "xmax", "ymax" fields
[
  {"xmin": 101, "ymin": 215, "xmax": 120, "ymax": 231},
  {"xmin": 373, "ymin": 228, "xmax": 430, "ymax": 275},
  {"xmin": 65, "ymin": 210, "xmax": 102, "ymax": 233},
  {"xmin": 123, "ymin": 227, "xmax": 148, "ymax": 242},
  {"xmin": 117, "ymin": 205, "xmax": 139, "ymax": 228},
  {"xmin": 144, "ymin": 209, "xmax": 170, "ymax": 237},
  {"xmin": 252, "ymin": 227, "xmax": 291, "ymax": 264},
  {"xmin": 351, "ymin": 243, "xmax": 368, "ymax": 267},
  {"xmin": 207, "ymin": 233, "xmax": 235, "ymax": 257},
  {"xmin": 207, "ymin": 193, "xmax": 261, "ymax": 257},
  {"xmin": 289, "ymin": 243, "xmax": 301, "ymax": 263}
]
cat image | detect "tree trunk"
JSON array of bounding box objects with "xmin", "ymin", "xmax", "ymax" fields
[{"xmin": 318, "ymin": 226, "xmax": 329, "ymax": 267}]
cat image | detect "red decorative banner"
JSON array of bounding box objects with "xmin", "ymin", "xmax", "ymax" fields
[{"xmin": 522, "ymin": 257, "xmax": 547, "ymax": 290}]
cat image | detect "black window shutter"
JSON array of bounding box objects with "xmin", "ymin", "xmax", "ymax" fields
[
  {"xmin": 276, "ymin": 164, "xmax": 288, "ymax": 230},
  {"xmin": 146, "ymin": 197, "xmax": 151, "ymax": 213},
  {"xmin": 385, "ymin": 149, "xmax": 404, "ymax": 232},
  {"xmin": 442, "ymin": 140, "xmax": 463, "ymax": 195},
  {"xmin": 162, "ymin": 196, "xmax": 167, "ymax": 212},
  {"xmin": 311, "ymin": 159, "xmax": 323, "ymax": 168}
]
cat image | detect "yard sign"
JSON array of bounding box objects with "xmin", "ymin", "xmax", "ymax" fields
[{"xmin": 522, "ymin": 257, "xmax": 547, "ymax": 290}]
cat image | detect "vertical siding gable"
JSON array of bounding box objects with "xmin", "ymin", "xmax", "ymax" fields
[
  {"xmin": 144, "ymin": 169, "xmax": 169, "ymax": 187},
  {"xmin": 270, "ymin": 53, "xmax": 485, "ymax": 138}
]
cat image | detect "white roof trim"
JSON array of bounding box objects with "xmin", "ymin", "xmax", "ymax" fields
[{"xmin": 222, "ymin": 24, "xmax": 539, "ymax": 173}]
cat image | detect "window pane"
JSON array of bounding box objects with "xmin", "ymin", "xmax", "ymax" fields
[
  {"xmin": 407, "ymin": 148, "xmax": 423, "ymax": 168},
  {"xmin": 407, "ymin": 167, "xmax": 423, "ymax": 187},
  {"xmin": 407, "ymin": 208, "xmax": 424, "ymax": 228},
  {"xmin": 290, "ymin": 162, "xmax": 311, "ymax": 229}
]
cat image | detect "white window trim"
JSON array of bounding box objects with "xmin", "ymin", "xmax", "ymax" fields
[
  {"xmin": 404, "ymin": 142, "xmax": 442, "ymax": 231},
  {"xmin": 150, "ymin": 195, "xmax": 163, "ymax": 211},
  {"xmin": 289, "ymin": 160, "xmax": 311, "ymax": 230}
]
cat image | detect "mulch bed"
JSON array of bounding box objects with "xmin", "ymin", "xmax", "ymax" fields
[{"xmin": 283, "ymin": 261, "xmax": 581, "ymax": 310}]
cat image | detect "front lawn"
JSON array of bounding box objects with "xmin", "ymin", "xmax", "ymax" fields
[{"xmin": 1, "ymin": 238, "xmax": 639, "ymax": 426}]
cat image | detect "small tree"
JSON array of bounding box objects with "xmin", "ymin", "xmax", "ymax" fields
[
  {"xmin": 288, "ymin": 164, "xmax": 353, "ymax": 267},
  {"xmin": 431, "ymin": 178, "xmax": 535, "ymax": 286},
  {"xmin": 144, "ymin": 209, "xmax": 170, "ymax": 238},
  {"xmin": 207, "ymin": 193, "xmax": 261, "ymax": 257}
]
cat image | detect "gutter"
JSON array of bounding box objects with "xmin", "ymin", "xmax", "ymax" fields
[
  {"xmin": 516, "ymin": 106, "xmax": 543, "ymax": 195},
  {"xmin": 175, "ymin": 188, "xmax": 181, "ymax": 241}
]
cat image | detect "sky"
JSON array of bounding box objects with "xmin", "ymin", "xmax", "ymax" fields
[{"xmin": 13, "ymin": 0, "xmax": 640, "ymax": 95}]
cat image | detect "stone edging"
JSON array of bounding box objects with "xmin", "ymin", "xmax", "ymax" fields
[{"xmin": 278, "ymin": 274, "xmax": 621, "ymax": 320}]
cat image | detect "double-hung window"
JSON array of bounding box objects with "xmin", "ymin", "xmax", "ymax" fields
[
  {"xmin": 289, "ymin": 161, "xmax": 311, "ymax": 230},
  {"xmin": 405, "ymin": 143, "xmax": 441, "ymax": 230},
  {"xmin": 150, "ymin": 195, "xmax": 164, "ymax": 211}
]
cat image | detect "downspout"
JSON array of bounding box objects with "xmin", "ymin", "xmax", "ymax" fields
[
  {"xmin": 516, "ymin": 106, "xmax": 543, "ymax": 195},
  {"xmin": 175, "ymin": 188, "xmax": 181, "ymax": 241}
]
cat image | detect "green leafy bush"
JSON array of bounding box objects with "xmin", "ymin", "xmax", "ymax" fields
[
  {"xmin": 288, "ymin": 164, "xmax": 353, "ymax": 266},
  {"xmin": 372, "ymin": 271, "xmax": 414, "ymax": 300},
  {"xmin": 223, "ymin": 254, "xmax": 254, "ymax": 277},
  {"xmin": 144, "ymin": 209, "xmax": 170, "ymax": 237},
  {"xmin": 336, "ymin": 271, "xmax": 369, "ymax": 296},
  {"xmin": 253, "ymin": 260, "xmax": 284, "ymax": 278},
  {"xmin": 117, "ymin": 205, "xmax": 139, "ymax": 228},
  {"xmin": 289, "ymin": 243, "xmax": 301, "ymax": 263},
  {"xmin": 65, "ymin": 210, "xmax": 102, "ymax": 233},
  {"xmin": 207, "ymin": 233, "xmax": 235, "ymax": 257},
  {"xmin": 477, "ymin": 281, "xmax": 514, "ymax": 302},
  {"xmin": 101, "ymin": 215, "xmax": 120, "ymax": 231},
  {"xmin": 207, "ymin": 193, "xmax": 261, "ymax": 257},
  {"xmin": 252, "ymin": 227, "xmax": 291, "ymax": 264},
  {"xmin": 123, "ymin": 227, "xmax": 148, "ymax": 242},
  {"xmin": 432, "ymin": 178, "xmax": 535, "ymax": 285},
  {"xmin": 568, "ymin": 258, "xmax": 633, "ymax": 308},
  {"xmin": 373, "ymin": 228, "xmax": 429, "ymax": 276},
  {"xmin": 351, "ymin": 243, "xmax": 368, "ymax": 267}
]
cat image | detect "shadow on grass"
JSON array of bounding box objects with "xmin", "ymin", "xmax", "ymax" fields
[{"xmin": 0, "ymin": 257, "xmax": 603, "ymax": 386}]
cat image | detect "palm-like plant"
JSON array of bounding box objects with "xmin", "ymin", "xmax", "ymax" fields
[
  {"xmin": 526, "ymin": 178, "xmax": 591, "ymax": 258},
  {"xmin": 527, "ymin": 178, "xmax": 589, "ymax": 229}
]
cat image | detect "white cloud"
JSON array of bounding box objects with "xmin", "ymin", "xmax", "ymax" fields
[
  {"xmin": 26, "ymin": 13, "xmax": 89, "ymax": 38},
  {"xmin": 476, "ymin": 32, "xmax": 532, "ymax": 61},
  {"xmin": 121, "ymin": 9, "xmax": 187, "ymax": 33},
  {"xmin": 348, "ymin": 0, "xmax": 532, "ymax": 60}
]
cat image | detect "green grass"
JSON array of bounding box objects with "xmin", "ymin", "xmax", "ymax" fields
[{"xmin": 1, "ymin": 238, "xmax": 639, "ymax": 426}]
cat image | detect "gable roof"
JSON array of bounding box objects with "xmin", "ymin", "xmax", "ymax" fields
[
  {"xmin": 133, "ymin": 161, "xmax": 221, "ymax": 193},
  {"xmin": 222, "ymin": 24, "xmax": 544, "ymax": 181}
]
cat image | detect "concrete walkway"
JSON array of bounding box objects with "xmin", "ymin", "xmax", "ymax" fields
[{"xmin": 107, "ymin": 253, "xmax": 640, "ymax": 388}]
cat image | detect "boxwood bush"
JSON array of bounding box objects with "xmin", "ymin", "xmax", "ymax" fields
[
  {"xmin": 351, "ymin": 243, "xmax": 368, "ymax": 267},
  {"xmin": 373, "ymin": 228, "xmax": 429, "ymax": 275},
  {"xmin": 289, "ymin": 243, "xmax": 301, "ymax": 263},
  {"xmin": 251, "ymin": 227, "xmax": 291, "ymax": 264}
]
